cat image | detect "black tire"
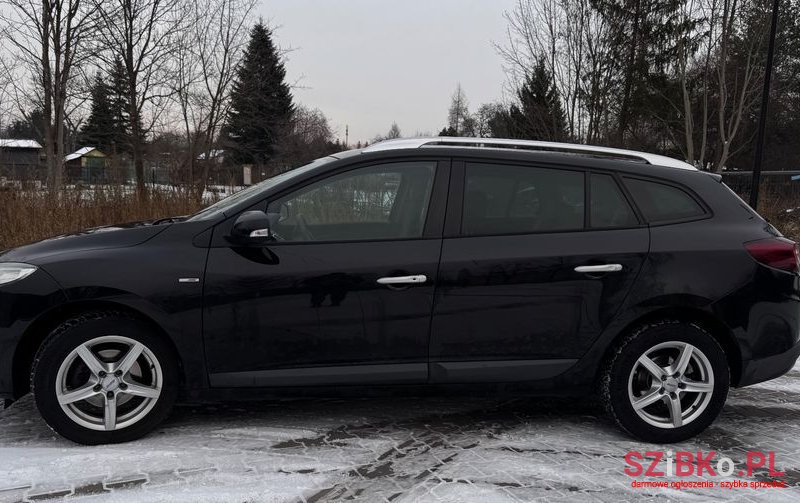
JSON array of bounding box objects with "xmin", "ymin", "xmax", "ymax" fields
[
  {"xmin": 600, "ymin": 320, "xmax": 730, "ymax": 443},
  {"xmin": 31, "ymin": 311, "xmax": 178, "ymax": 445}
]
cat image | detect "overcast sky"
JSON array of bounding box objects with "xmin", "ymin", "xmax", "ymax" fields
[{"xmin": 259, "ymin": 0, "xmax": 518, "ymax": 144}]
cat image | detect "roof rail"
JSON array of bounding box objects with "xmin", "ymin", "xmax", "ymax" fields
[{"xmin": 362, "ymin": 137, "xmax": 696, "ymax": 171}]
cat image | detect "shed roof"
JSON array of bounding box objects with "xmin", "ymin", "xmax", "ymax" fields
[
  {"xmin": 0, "ymin": 139, "xmax": 42, "ymax": 149},
  {"xmin": 64, "ymin": 147, "xmax": 106, "ymax": 162}
]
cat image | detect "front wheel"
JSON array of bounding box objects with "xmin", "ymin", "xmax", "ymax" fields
[
  {"xmin": 601, "ymin": 320, "xmax": 730, "ymax": 443},
  {"xmin": 32, "ymin": 312, "xmax": 178, "ymax": 445}
]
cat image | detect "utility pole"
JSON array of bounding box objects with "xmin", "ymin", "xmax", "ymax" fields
[
  {"xmin": 345, "ymin": 125, "xmax": 349, "ymax": 149},
  {"xmin": 749, "ymin": 0, "xmax": 781, "ymax": 210}
]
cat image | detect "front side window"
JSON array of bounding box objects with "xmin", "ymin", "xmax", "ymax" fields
[
  {"xmin": 462, "ymin": 163, "xmax": 584, "ymax": 236},
  {"xmin": 267, "ymin": 162, "xmax": 435, "ymax": 242},
  {"xmin": 187, "ymin": 156, "xmax": 336, "ymax": 221},
  {"xmin": 624, "ymin": 177, "xmax": 705, "ymax": 223}
]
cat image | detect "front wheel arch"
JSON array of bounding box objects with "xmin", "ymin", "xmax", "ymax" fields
[{"xmin": 13, "ymin": 300, "xmax": 183, "ymax": 399}]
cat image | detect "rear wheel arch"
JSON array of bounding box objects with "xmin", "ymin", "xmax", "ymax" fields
[
  {"xmin": 13, "ymin": 300, "xmax": 183, "ymax": 399},
  {"xmin": 599, "ymin": 307, "xmax": 742, "ymax": 387}
]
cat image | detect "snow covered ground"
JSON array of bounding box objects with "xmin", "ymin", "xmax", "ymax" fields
[{"xmin": 1, "ymin": 361, "xmax": 799, "ymax": 502}]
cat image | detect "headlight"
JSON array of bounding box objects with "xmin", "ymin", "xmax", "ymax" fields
[{"xmin": 0, "ymin": 263, "xmax": 38, "ymax": 286}]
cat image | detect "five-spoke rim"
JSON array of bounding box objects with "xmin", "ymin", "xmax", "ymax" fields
[
  {"xmin": 55, "ymin": 336, "xmax": 162, "ymax": 432},
  {"xmin": 627, "ymin": 341, "xmax": 715, "ymax": 429}
]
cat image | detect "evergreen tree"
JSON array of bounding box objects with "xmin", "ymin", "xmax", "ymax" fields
[
  {"xmin": 108, "ymin": 58, "xmax": 137, "ymax": 154},
  {"xmin": 225, "ymin": 22, "xmax": 295, "ymax": 166},
  {"xmin": 486, "ymin": 107, "xmax": 514, "ymax": 139},
  {"xmin": 591, "ymin": 0, "xmax": 692, "ymax": 146},
  {"xmin": 81, "ymin": 60, "xmax": 136, "ymax": 155},
  {"xmin": 80, "ymin": 73, "xmax": 116, "ymax": 152},
  {"xmin": 509, "ymin": 59, "xmax": 568, "ymax": 141},
  {"xmin": 3, "ymin": 109, "xmax": 45, "ymax": 143}
]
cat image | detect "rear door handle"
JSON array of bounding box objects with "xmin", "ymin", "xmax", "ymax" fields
[
  {"xmin": 377, "ymin": 275, "xmax": 427, "ymax": 285},
  {"xmin": 574, "ymin": 264, "xmax": 623, "ymax": 273}
]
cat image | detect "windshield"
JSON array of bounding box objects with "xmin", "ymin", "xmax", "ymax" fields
[{"xmin": 186, "ymin": 157, "xmax": 337, "ymax": 221}]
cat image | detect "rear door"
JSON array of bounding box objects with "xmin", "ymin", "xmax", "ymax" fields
[{"xmin": 429, "ymin": 160, "xmax": 649, "ymax": 383}]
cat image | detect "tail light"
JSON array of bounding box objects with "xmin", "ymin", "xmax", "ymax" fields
[{"xmin": 745, "ymin": 238, "xmax": 800, "ymax": 273}]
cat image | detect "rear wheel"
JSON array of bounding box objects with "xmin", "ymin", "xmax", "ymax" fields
[
  {"xmin": 601, "ymin": 320, "xmax": 729, "ymax": 443},
  {"xmin": 32, "ymin": 312, "xmax": 178, "ymax": 445}
]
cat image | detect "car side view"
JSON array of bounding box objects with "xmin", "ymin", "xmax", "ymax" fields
[{"xmin": 1, "ymin": 137, "xmax": 798, "ymax": 445}]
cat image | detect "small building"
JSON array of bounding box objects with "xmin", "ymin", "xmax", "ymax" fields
[
  {"xmin": 197, "ymin": 149, "xmax": 226, "ymax": 164},
  {"xmin": 0, "ymin": 139, "xmax": 43, "ymax": 180},
  {"xmin": 197, "ymin": 149, "xmax": 246, "ymax": 185},
  {"xmin": 64, "ymin": 147, "xmax": 110, "ymax": 184}
]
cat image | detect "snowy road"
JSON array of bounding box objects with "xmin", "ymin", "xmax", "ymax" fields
[{"xmin": 1, "ymin": 362, "xmax": 799, "ymax": 502}]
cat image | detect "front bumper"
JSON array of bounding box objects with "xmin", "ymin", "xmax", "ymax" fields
[{"xmin": 0, "ymin": 268, "xmax": 67, "ymax": 399}]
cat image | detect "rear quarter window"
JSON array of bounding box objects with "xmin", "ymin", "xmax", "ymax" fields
[{"xmin": 624, "ymin": 177, "xmax": 706, "ymax": 223}]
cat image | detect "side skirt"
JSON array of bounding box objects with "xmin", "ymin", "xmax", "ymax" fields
[{"xmin": 209, "ymin": 363, "xmax": 428, "ymax": 387}]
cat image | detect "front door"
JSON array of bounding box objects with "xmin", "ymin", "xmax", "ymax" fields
[
  {"xmin": 203, "ymin": 160, "xmax": 448, "ymax": 387},
  {"xmin": 430, "ymin": 161, "xmax": 648, "ymax": 382}
]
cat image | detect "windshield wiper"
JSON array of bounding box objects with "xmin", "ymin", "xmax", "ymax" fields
[{"xmin": 152, "ymin": 216, "xmax": 188, "ymax": 225}]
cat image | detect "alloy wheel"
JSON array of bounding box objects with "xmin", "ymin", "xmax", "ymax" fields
[
  {"xmin": 627, "ymin": 341, "xmax": 715, "ymax": 429},
  {"xmin": 54, "ymin": 335, "xmax": 163, "ymax": 431}
]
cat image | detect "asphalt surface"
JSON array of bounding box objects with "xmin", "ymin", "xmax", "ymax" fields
[{"xmin": 1, "ymin": 361, "xmax": 799, "ymax": 502}]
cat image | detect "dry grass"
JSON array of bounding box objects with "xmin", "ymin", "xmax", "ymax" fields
[
  {"xmin": 1, "ymin": 185, "xmax": 800, "ymax": 251},
  {"xmin": 758, "ymin": 191, "xmax": 800, "ymax": 242},
  {"xmin": 0, "ymin": 186, "xmax": 206, "ymax": 250}
]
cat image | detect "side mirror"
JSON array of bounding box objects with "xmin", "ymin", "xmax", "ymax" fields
[{"xmin": 229, "ymin": 210, "xmax": 274, "ymax": 245}]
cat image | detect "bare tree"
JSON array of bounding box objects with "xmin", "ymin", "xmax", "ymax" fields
[
  {"xmin": 373, "ymin": 122, "xmax": 402, "ymax": 142},
  {"xmin": 497, "ymin": 0, "xmax": 616, "ymax": 144},
  {"xmin": 172, "ymin": 0, "xmax": 256, "ymax": 191},
  {"xmin": 1, "ymin": 0, "xmax": 95, "ymax": 189},
  {"xmin": 447, "ymin": 83, "xmax": 473, "ymax": 136},
  {"xmin": 92, "ymin": 0, "xmax": 187, "ymax": 193},
  {"xmin": 0, "ymin": 55, "xmax": 14, "ymax": 129},
  {"xmin": 713, "ymin": 0, "xmax": 768, "ymax": 172},
  {"xmin": 279, "ymin": 105, "xmax": 336, "ymax": 166},
  {"xmin": 474, "ymin": 103, "xmax": 504, "ymax": 138}
]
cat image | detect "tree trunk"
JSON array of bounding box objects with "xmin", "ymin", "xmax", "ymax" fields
[{"xmin": 616, "ymin": 0, "xmax": 643, "ymax": 146}]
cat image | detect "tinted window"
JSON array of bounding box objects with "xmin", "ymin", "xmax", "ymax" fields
[
  {"xmin": 591, "ymin": 174, "xmax": 638, "ymax": 228},
  {"xmin": 624, "ymin": 178, "xmax": 705, "ymax": 222},
  {"xmin": 267, "ymin": 162, "xmax": 435, "ymax": 242},
  {"xmin": 462, "ymin": 163, "xmax": 584, "ymax": 235},
  {"xmin": 187, "ymin": 157, "xmax": 335, "ymax": 221}
]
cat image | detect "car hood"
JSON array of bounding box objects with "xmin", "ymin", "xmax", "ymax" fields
[{"xmin": 0, "ymin": 220, "xmax": 170, "ymax": 264}]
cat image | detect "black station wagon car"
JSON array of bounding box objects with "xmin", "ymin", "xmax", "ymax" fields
[{"xmin": 1, "ymin": 138, "xmax": 799, "ymax": 444}]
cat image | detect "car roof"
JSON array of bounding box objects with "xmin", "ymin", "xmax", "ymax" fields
[{"xmin": 361, "ymin": 137, "xmax": 697, "ymax": 171}]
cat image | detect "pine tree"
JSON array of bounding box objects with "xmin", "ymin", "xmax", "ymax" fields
[
  {"xmin": 225, "ymin": 22, "xmax": 295, "ymax": 166},
  {"xmin": 591, "ymin": 0, "xmax": 691, "ymax": 146},
  {"xmin": 80, "ymin": 61, "xmax": 136, "ymax": 156},
  {"xmin": 80, "ymin": 73, "xmax": 116, "ymax": 152},
  {"xmin": 509, "ymin": 59, "xmax": 568, "ymax": 141},
  {"xmin": 108, "ymin": 58, "xmax": 136, "ymax": 154}
]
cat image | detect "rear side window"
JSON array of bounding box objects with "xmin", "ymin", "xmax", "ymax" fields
[
  {"xmin": 590, "ymin": 174, "xmax": 638, "ymax": 228},
  {"xmin": 624, "ymin": 178, "xmax": 705, "ymax": 223},
  {"xmin": 462, "ymin": 163, "xmax": 584, "ymax": 235}
]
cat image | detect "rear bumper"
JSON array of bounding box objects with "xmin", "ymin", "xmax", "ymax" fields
[{"xmin": 738, "ymin": 339, "xmax": 800, "ymax": 387}]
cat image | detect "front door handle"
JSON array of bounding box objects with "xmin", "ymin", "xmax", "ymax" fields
[
  {"xmin": 377, "ymin": 275, "xmax": 428, "ymax": 285},
  {"xmin": 574, "ymin": 264, "xmax": 623, "ymax": 273}
]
